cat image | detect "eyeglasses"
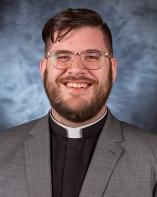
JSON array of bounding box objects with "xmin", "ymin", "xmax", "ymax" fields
[{"xmin": 46, "ymin": 49, "xmax": 112, "ymax": 70}]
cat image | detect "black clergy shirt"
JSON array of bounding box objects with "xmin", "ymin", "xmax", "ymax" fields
[{"xmin": 49, "ymin": 112, "xmax": 107, "ymax": 197}]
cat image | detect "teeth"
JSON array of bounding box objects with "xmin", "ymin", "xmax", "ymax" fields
[{"xmin": 66, "ymin": 82, "xmax": 89, "ymax": 88}]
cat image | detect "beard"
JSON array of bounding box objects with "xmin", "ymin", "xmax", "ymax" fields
[{"xmin": 44, "ymin": 68, "xmax": 112, "ymax": 123}]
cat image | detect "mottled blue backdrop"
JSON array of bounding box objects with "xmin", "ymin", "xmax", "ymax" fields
[{"xmin": 0, "ymin": 0, "xmax": 157, "ymax": 132}]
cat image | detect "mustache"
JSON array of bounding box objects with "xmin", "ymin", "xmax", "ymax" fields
[{"xmin": 57, "ymin": 76, "xmax": 97, "ymax": 84}]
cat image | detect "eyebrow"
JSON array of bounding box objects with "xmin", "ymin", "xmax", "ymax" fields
[{"xmin": 50, "ymin": 48, "xmax": 103, "ymax": 53}]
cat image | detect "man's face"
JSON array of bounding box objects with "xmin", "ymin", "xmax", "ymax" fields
[{"xmin": 40, "ymin": 27, "xmax": 117, "ymax": 125}]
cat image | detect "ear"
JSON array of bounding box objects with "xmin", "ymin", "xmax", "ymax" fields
[
  {"xmin": 39, "ymin": 58, "xmax": 47, "ymax": 80},
  {"xmin": 111, "ymin": 57, "xmax": 117, "ymax": 82}
]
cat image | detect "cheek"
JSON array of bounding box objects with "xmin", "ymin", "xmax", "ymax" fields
[
  {"xmin": 93, "ymin": 67, "xmax": 112, "ymax": 86},
  {"xmin": 46, "ymin": 67, "xmax": 64, "ymax": 82},
  {"xmin": 91, "ymin": 69, "xmax": 107, "ymax": 82}
]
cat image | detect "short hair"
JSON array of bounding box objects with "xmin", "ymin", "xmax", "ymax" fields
[{"xmin": 42, "ymin": 8, "xmax": 113, "ymax": 55}]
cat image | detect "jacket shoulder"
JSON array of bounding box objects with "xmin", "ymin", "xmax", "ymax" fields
[
  {"xmin": 120, "ymin": 120, "xmax": 157, "ymax": 141},
  {"xmin": 0, "ymin": 114, "xmax": 49, "ymax": 140},
  {"xmin": 0, "ymin": 115, "xmax": 49, "ymax": 166},
  {"xmin": 119, "ymin": 120, "xmax": 157, "ymax": 156}
]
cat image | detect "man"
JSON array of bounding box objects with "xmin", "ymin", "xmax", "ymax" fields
[{"xmin": 0, "ymin": 8, "xmax": 157, "ymax": 197}]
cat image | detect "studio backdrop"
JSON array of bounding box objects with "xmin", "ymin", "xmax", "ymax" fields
[{"xmin": 0, "ymin": 0, "xmax": 157, "ymax": 132}]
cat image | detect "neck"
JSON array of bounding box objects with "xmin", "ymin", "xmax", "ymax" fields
[{"xmin": 51, "ymin": 106, "xmax": 107, "ymax": 128}]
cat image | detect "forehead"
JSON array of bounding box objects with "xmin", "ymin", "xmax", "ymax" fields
[{"xmin": 50, "ymin": 26, "xmax": 108, "ymax": 51}]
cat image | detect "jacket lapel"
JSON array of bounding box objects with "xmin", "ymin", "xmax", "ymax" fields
[
  {"xmin": 24, "ymin": 115, "xmax": 52, "ymax": 197},
  {"xmin": 79, "ymin": 111, "xmax": 124, "ymax": 197}
]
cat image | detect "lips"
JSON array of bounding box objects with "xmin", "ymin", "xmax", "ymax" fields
[
  {"xmin": 58, "ymin": 76, "xmax": 96, "ymax": 89},
  {"xmin": 65, "ymin": 82, "xmax": 90, "ymax": 88}
]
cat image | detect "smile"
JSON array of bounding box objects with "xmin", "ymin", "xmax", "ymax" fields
[{"xmin": 65, "ymin": 82, "xmax": 90, "ymax": 88}]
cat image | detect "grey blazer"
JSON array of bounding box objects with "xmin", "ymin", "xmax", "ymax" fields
[{"xmin": 0, "ymin": 111, "xmax": 157, "ymax": 197}]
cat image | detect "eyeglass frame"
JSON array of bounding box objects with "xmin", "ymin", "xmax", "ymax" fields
[{"xmin": 46, "ymin": 49, "xmax": 112, "ymax": 70}]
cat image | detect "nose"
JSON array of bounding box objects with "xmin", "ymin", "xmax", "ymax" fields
[{"xmin": 67, "ymin": 53, "xmax": 86, "ymax": 75}]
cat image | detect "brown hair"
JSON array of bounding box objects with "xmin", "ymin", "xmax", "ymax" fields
[{"xmin": 42, "ymin": 8, "xmax": 113, "ymax": 54}]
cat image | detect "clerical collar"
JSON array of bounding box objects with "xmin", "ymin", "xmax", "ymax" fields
[{"xmin": 49, "ymin": 110, "xmax": 107, "ymax": 139}]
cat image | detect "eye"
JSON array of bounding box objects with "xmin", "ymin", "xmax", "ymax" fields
[
  {"xmin": 55, "ymin": 53, "xmax": 71, "ymax": 61},
  {"xmin": 85, "ymin": 52, "xmax": 100, "ymax": 61}
]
